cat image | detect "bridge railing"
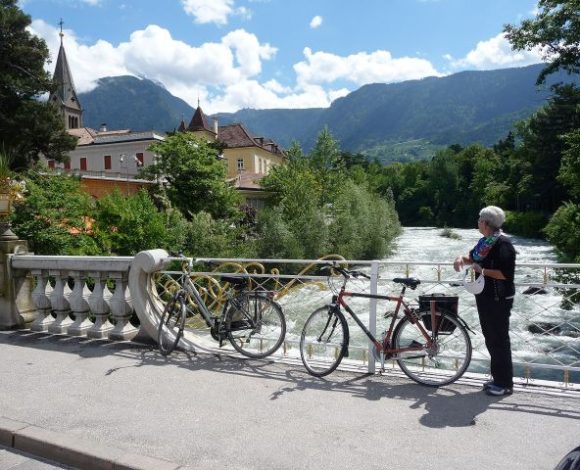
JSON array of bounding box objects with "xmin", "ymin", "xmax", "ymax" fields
[{"xmin": 5, "ymin": 249, "xmax": 579, "ymax": 388}]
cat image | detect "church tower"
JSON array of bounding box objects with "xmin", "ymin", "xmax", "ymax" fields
[{"xmin": 49, "ymin": 20, "xmax": 83, "ymax": 130}]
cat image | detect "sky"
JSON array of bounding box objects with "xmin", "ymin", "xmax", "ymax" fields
[{"xmin": 19, "ymin": 0, "xmax": 545, "ymax": 114}]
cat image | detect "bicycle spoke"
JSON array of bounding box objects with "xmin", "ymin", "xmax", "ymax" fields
[
  {"xmin": 393, "ymin": 311, "xmax": 472, "ymax": 386},
  {"xmin": 300, "ymin": 307, "xmax": 348, "ymax": 377}
]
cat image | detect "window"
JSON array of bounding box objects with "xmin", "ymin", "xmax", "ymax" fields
[
  {"xmin": 237, "ymin": 158, "xmax": 244, "ymax": 171},
  {"xmin": 245, "ymin": 198, "xmax": 266, "ymax": 209},
  {"xmin": 68, "ymin": 116, "xmax": 79, "ymax": 129},
  {"xmin": 64, "ymin": 160, "xmax": 71, "ymax": 170},
  {"xmin": 104, "ymin": 155, "xmax": 112, "ymax": 170},
  {"xmin": 80, "ymin": 157, "xmax": 87, "ymax": 171},
  {"xmin": 136, "ymin": 153, "xmax": 144, "ymax": 167},
  {"xmin": 47, "ymin": 160, "xmax": 55, "ymax": 169}
]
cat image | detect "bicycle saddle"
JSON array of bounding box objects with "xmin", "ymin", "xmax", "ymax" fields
[
  {"xmin": 221, "ymin": 275, "xmax": 247, "ymax": 287},
  {"xmin": 392, "ymin": 277, "xmax": 421, "ymax": 289}
]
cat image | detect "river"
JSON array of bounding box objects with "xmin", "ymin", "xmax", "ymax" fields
[{"xmin": 386, "ymin": 227, "xmax": 579, "ymax": 383}]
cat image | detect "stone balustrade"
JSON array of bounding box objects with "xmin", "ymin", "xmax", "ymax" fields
[{"xmin": 10, "ymin": 254, "xmax": 137, "ymax": 341}]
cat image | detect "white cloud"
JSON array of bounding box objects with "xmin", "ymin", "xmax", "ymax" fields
[
  {"xmin": 81, "ymin": 0, "xmax": 102, "ymax": 5},
  {"xmin": 310, "ymin": 16, "xmax": 323, "ymax": 29},
  {"xmin": 295, "ymin": 47, "xmax": 442, "ymax": 87},
  {"xmin": 447, "ymin": 33, "xmax": 544, "ymax": 70},
  {"xmin": 222, "ymin": 29, "xmax": 277, "ymax": 77},
  {"xmin": 30, "ymin": 20, "xmax": 289, "ymax": 113},
  {"xmin": 28, "ymin": 18, "xmax": 445, "ymax": 115},
  {"xmin": 180, "ymin": 0, "xmax": 250, "ymax": 25}
]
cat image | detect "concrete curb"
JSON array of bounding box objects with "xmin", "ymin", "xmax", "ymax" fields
[{"xmin": 0, "ymin": 417, "xmax": 192, "ymax": 470}]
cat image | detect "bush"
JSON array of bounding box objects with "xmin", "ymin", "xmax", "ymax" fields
[
  {"xmin": 504, "ymin": 210, "xmax": 549, "ymax": 238},
  {"xmin": 12, "ymin": 172, "xmax": 101, "ymax": 255},
  {"xmin": 94, "ymin": 189, "xmax": 189, "ymax": 256},
  {"xmin": 183, "ymin": 211, "xmax": 256, "ymax": 259},
  {"xmin": 544, "ymin": 202, "xmax": 580, "ymax": 262}
]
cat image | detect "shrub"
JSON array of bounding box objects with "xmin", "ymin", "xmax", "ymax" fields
[
  {"xmin": 544, "ymin": 202, "xmax": 580, "ymax": 262},
  {"xmin": 504, "ymin": 210, "xmax": 549, "ymax": 238}
]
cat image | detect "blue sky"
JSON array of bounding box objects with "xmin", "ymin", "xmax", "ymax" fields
[{"xmin": 20, "ymin": 0, "xmax": 544, "ymax": 113}]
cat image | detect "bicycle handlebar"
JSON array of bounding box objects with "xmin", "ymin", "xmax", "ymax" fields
[{"xmin": 320, "ymin": 264, "xmax": 371, "ymax": 280}]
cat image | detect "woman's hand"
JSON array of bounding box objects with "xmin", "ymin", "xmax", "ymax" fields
[{"xmin": 453, "ymin": 256, "xmax": 464, "ymax": 272}]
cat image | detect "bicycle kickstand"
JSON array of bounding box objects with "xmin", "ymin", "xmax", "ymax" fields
[{"xmin": 379, "ymin": 351, "xmax": 386, "ymax": 374}]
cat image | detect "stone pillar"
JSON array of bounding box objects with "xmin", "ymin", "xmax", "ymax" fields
[{"xmin": 0, "ymin": 237, "xmax": 31, "ymax": 330}]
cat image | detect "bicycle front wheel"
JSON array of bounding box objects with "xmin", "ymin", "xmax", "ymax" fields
[
  {"xmin": 392, "ymin": 310, "xmax": 472, "ymax": 386},
  {"xmin": 225, "ymin": 293, "xmax": 286, "ymax": 359},
  {"xmin": 300, "ymin": 306, "xmax": 348, "ymax": 377},
  {"xmin": 158, "ymin": 291, "xmax": 186, "ymax": 356}
]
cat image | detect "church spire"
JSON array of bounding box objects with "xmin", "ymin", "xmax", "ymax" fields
[{"xmin": 49, "ymin": 20, "xmax": 83, "ymax": 130}]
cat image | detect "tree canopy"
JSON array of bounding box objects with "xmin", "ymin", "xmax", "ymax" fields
[
  {"xmin": 0, "ymin": 0, "xmax": 76, "ymax": 168},
  {"xmin": 505, "ymin": 0, "xmax": 580, "ymax": 84},
  {"xmin": 144, "ymin": 133, "xmax": 240, "ymax": 220}
]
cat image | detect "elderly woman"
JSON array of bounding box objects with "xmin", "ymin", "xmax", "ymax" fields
[{"xmin": 453, "ymin": 206, "xmax": 516, "ymax": 396}]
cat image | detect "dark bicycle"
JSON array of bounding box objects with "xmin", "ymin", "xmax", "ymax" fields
[
  {"xmin": 158, "ymin": 256, "xmax": 286, "ymax": 359},
  {"xmin": 300, "ymin": 265, "xmax": 473, "ymax": 386}
]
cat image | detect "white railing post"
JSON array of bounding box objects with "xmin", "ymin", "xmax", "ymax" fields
[
  {"xmin": 30, "ymin": 269, "xmax": 54, "ymax": 332},
  {"xmin": 109, "ymin": 271, "xmax": 136, "ymax": 340},
  {"xmin": 87, "ymin": 272, "xmax": 113, "ymax": 339},
  {"xmin": 67, "ymin": 271, "xmax": 92, "ymax": 336},
  {"xmin": 367, "ymin": 261, "xmax": 380, "ymax": 374},
  {"xmin": 48, "ymin": 270, "xmax": 73, "ymax": 334}
]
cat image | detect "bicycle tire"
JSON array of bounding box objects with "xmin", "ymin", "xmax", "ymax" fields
[
  {"xmin": 158, "ymin": 291, "xmax": 186, "ymax": 356},
  {"xmin": 300, "ymin": 306, "xmax": 349, "ymax": 377},
  {"xmin": 392, "ymin": 310, "xmax": 472, "ymax": 386},
  {"xmin": 225, "ymin": 293, "xmax": 286, "ymax": 359}
]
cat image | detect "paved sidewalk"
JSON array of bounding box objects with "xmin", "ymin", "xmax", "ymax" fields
[{"xmin": 0, "ymin": 330, "xmax": 579, "ymax": 470}]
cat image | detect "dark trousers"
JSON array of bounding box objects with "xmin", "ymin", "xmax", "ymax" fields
[{"xmin": 475, "ymin": 295, "xmax": 514, "ymax": 388}]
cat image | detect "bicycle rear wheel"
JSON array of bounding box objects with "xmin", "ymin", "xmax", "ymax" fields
[
  {"xmin": 225, "ymin": 293, "xmax": 286, "ymax": 358},
  {"xmin": 392, "ymin": 310, "xmax": 472, "ymax": 386},
  {"xmin": 300, "ymin": 306, "xmax": 348, "ymax": 377},
  {"xmin": 158, "ymin": 291, "xmax": 186, "ymax": 356}
]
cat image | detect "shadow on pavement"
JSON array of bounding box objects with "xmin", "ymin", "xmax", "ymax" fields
[{"xmin": 3, "ymin": 330, "xmax": 580, "ymax": 430}]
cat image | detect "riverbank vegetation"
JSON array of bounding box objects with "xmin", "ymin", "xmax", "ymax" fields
[{"xmin": 12, "ymin": 130, "xmax": 401, "ymax": 260}]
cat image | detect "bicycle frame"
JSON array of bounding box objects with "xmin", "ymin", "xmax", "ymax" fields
[{"xmin": 335, "ymin": 283, "xmax": 437, "ymax": 357}]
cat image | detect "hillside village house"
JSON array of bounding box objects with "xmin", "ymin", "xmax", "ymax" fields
[{"xmin": 44, "ymin": 29, "xmax": 285, "ymax": 206}]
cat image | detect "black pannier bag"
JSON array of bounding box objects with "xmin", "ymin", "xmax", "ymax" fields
[{"xmin": 417, "ymin": 294, "xmax": 459, "ymax": 333}]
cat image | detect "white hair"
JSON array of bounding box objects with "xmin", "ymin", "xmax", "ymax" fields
[{"xmin": 479, "ymin": 206, "xmax": 505, "ymax": 229}]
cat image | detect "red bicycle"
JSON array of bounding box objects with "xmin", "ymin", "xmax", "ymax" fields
[{"xmin": 299, "ymin": 265, "xmax": 473, "ymax": 386}]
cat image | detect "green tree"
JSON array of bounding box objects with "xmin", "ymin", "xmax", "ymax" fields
[
  {"xmin": 558, "ymin": 128, "xmax": 580, "ymax": 198},
  {"xmin": 94, "ymin": 189, "xmax": 188, "ymax": 256},
  {"xmin": 0, "ymin": 0, "xmax": 76, "ymax": 168},
  {"xmin": 144, "ymin": 133, "xmax": 240, "ymax": 220},
  {"xmin": 515, "ymin": 84, "xmax": 580, "ymax": 211},
  {"xmin": 12, "ymin": 172, "xmax": 99, "ymax": 255},
  {"xmin": 504, "ymin": 0, "xmax": 580, "ymax": 84},
  {"xmin": 544, "ymin": 202, "xmax": 580, "ymax": 261},
  {"xmin": 259, "ymin": 128, "xmax": 400, "ymax": 260},
  {"xmin": 308, "ymin": 127, "xmax": 345, "ymax": 203}
]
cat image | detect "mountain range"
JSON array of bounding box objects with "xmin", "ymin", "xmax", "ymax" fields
[{"xmin": 79, "ymin": 64, "xmax": 578, "ymax": 163}]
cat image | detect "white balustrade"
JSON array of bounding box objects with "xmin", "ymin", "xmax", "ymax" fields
[{"xmin": 11, "ymin": 255, "xmax": 134, "ymax": 341}]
